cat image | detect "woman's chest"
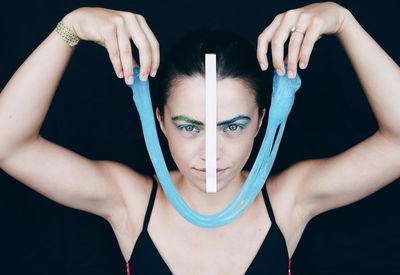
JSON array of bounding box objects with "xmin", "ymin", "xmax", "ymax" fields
[
  {"xmin": 142, "ymin": 213, "xmax": 273, "ymax": 275},
  {"xmin": 114, "ymin": 181, "xmax": 306, "ymax": 272}
]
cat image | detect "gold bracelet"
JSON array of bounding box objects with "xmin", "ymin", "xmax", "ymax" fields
[{"xmin": 55, "ymin": 21, "xmax": 80, "ymax": 47}]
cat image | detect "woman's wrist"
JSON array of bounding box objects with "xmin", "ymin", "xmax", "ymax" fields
[
  {"xmin": 61, "ymin": 9, "xmax": 81, "ymax": 39},
  {"xmin": 55, "ymin": 21, "xmax": 80, "ymax": 47},
  {"xmin": 336, "ymin": 8, "xmax": 357, "ymax": 41},
  {"xmin": 54, "ymin": 10, "xmax": 82, "ymax": 47}
]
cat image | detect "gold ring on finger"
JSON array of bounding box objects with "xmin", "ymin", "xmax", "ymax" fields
[{"xmin": 290, "ymin": 26, "xmax": 305, "ymax": 36}]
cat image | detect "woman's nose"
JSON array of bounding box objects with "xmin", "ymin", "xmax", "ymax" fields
[{"xmin": 199, "ymin": 135, "xmax": 223, "ymax": 161}]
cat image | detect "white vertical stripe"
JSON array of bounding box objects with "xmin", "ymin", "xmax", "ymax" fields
[{"xmin": 205, "ymin": 54, "xmax": 217, "ymax": 193}]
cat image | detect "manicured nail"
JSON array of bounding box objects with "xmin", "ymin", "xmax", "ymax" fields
[
  {"xmin": 140, "ymin": 74, "xmax": 148, "ymax": 81},
  {"xmin": 150, "ymin": 70, "xmax": 157, "ymax": 77},
  {"xmin": 117, "ymin": 72, "xmax": 123, "ymax": 78},
  {"xmin": 126, "ymin": 76, "xmax": 133, "ymax": 85},
  {"xmin": 260, "ymin": 63, "xmax": 268, "ymax": 71},
  {"xmin": 287, "ymin": 70, "xmax": 295, "ymax": 79},
  {"xmin": 299, "ymin": 62, "xmax": 306, "ymax": 69},
  {"xmin": 277, "ymin": 69, "xmax": 284, "ymax": 76}
]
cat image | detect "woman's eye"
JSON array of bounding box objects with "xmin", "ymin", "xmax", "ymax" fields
[
  {"xmin": 185, "ymin": 125, "xmax": 194, "ymax": 131},
  {"xmin": 178, "ymin": 124, "xmax": 199, "ymax": 133},
  {"xmin": 228, "ymin": 125, "xmax": 238, "ymax": 131},
  {"xmin": 222, "ymin": 124, "xmax": 244, "ymax": 133},
  {"xmin": 184, "ymin": 125, "xmax": 194, "ymax": 132}
]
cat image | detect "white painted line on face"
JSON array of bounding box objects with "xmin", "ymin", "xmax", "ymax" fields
[{"xmin": 205, "ymin": 54, "xmax": 217, "ymax": 193}]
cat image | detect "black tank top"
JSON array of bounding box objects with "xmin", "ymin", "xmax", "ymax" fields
[{"xmin": 125, "ymin": 175, "xmax": 292, "ymax": 274}]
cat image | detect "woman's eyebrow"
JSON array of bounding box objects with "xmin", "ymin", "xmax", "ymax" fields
[
  {"xmin": 171, "ymin": 115, "xmax": 251, "ymax": 126},
  {"xmin": 217, "ymin": 115, "xmax": 251, "ymax": 126},
  {"xmin": 172, "ymin": 116, "xmax": 203, "ymax": 126}
]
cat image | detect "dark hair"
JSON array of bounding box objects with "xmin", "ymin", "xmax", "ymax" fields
[{"xmin": 155, "ymin": 28, "xmax": 271, "ymax": 119}]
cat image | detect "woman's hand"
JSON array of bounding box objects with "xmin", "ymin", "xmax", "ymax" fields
[
  {"xmin": 257, "ymin": 2, "xmax": 351, "ymax": 79},
  {"xmin": 62, "ymin": 7, "xmax": 160, "ymax": 84}
]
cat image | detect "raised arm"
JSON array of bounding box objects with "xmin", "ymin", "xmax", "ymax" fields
[
  {"xmin": 0, "ymin": 7, "xmax": 159, "ymax": 222},
  {"xmin": 256, "ymin": 2, "xmax": 400, "ymax": 221},
  {"xmin": 335, "ymin": 10, "xmax": 400, "ymax": 140}
]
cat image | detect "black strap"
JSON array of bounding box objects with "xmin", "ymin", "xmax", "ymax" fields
[
  {"xmin": 142, "ymin": 175, "xmax": 158, "ymax": 231},
  {"xmin": 262, "ymin": 184, "xmax": 276, "ymax": 224}
]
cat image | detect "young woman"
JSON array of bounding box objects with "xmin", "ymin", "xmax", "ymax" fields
[{"xmin": 0, "ymin": 2, "xmax": 399, "ymax": 274}]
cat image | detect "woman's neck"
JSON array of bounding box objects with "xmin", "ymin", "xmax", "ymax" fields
[{"xmin": 172, "ymin": 170, "xmax": 249, "ymax": 215}]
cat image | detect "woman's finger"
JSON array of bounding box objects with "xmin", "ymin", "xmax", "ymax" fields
[
  {"xmin": 114, "ymin": 17, "xmax": 136, "ymax": 85},
  {"xmin": 286, "ymin": 14, "xmax": 310, "ymax": 78},
  {"xmin": 257, "ymin": 14, "xmax": 283, "ymax": 70},
  {"xmin": 135, "ymin": 15, "xmax": 160, "ymax": 77},
  {"xmin": 103, "ymin": 25, "xmax": 124, "ymax": 79},
  {"xmin": 271, "ymin": 10, "xmax": 299, "ymax": 76},
  {"xmin": 298, "ymin": 19, "xmax": 323, "ymax": 69},
  {"xmin": 287, "ymin": 30, "xmax": 305, "ymax": 78},
  {"xmin": 125, "ymin": 14, "xmax": 153, "ymax": 81}
]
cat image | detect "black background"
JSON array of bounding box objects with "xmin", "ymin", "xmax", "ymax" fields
[{"xmin": 0, "ymin": 0, "xmax": 399, "ymax": 274}]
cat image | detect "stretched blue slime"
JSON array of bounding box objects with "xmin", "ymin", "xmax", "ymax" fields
[{"xmin": 128, "ymin": 66, "xmax": 301, "ymax": 228}]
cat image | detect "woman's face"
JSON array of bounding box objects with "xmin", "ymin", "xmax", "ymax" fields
[{"xmin": 156, "ymin": 75, "xmax": 265, "ymax": 191}]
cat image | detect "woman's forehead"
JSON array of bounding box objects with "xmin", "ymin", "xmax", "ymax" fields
[{"xmin": 165, "ymin": 76, "xmax": 257, "ymax": 115}]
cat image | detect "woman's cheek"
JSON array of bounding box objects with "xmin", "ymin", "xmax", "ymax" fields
[
  {"xmin": 168, "ymin": 137, "xmax": 197, "ymax": 165},
  {"xmin": 230, "ymin": 136, "xmax": 255, "ymax": 166}
]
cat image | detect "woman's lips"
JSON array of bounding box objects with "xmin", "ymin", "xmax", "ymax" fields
[{"xmin": 193, "ymin": 168, "xmax": 228, "ymax": 176}]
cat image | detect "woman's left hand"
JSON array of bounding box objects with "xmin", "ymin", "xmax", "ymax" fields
[{"xmin": 257, "ymin": 2, "xmax": 351, "ymax": 78}]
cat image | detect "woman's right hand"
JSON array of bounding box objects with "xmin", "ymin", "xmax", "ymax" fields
[{"xmin": 62, "ymin": 7, "xmax": 159, "ymax": 84}]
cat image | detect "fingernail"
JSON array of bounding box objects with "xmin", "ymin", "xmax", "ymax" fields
[
  {"xmin": 277, "ymin": 69, "xmax": 284, "ymax": 76},
  {"xmin": 140, "ymin": 74, "xmax": 148, "ymax": 81},
  {"xmin": 260, "ymin": 63, "xmax": 268, "ymax": 71},
  {"xmin": 299, "ymin": 62, "xmax": 306, "ymax": 69},
  {"xmin": 126, "ymin": 76, "xmax": 133, "ymax": 85},
  {"xmin": 117, "ymin": 72, "xmax": 123, "ymax": 78},
  {"xmin": 287, "ymin": 70, "xmax": 295, "ymax": 79},
  {"xmin": 150, "ymin": 70, "xmax": 157, "ymax": 77}
]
